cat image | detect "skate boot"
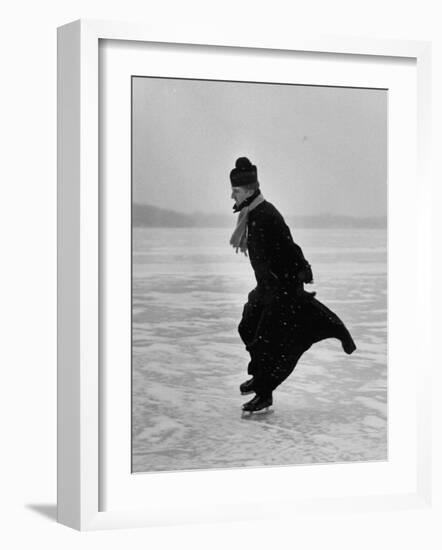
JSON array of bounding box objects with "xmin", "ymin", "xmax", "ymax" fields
[
  {"xmin": 242, "ymin": 394, "xmax": 273, "ymax": 413},
  {"xmin": 239, "ymin": 378, "xmax": 255, "ymax": 395}
]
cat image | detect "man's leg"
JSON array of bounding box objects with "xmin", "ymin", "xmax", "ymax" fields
[
  {"xmin": 238, "ymin": 288, "xmax": 263, "ymax": 345},
  {"xmin": 249, "ymin": 343, "xmax": 308, "ymax": 396},
  {"xmin": 241, "ymin": 343, "xmax": 308, "ymax": 411},
  {"xmin": 245, "ymin": 289, "xmax": 311, "ymax": 396},
  {"xmin": 238, "ymin": 288, "xmax": 264, "ymax": 377}
]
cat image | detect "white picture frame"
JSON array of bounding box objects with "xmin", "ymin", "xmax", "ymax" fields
[{"xmin": 57, "ymin": 19, "xmax": 433, "ymax": 531}]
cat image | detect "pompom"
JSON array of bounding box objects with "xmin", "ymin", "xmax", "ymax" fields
[{"xmin": 235, "ymin": 157, "xmax": 252, "ymax": 170}]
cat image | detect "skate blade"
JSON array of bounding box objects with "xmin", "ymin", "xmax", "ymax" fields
[
  {"xmin": 240, "ymin": 390, "xmax": 254, "ymax": 395},
  {"xmin": 241, "ymin": 406, "xmax": 273, "ymax": 415}
]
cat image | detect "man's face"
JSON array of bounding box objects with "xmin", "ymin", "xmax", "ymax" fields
[{"xmin": 231, "ymin": 186, "xmax": 251, "ymax": 207}]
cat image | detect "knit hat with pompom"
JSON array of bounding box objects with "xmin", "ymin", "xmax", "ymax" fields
[{"xmin": 230, "ymin": 157, "xmax": 258, "ymax": 187}]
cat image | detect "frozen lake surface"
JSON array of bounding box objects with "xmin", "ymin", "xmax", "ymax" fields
[{"xmin": 132, "ymin": 227, "xmax": 387, "ymax": 472}]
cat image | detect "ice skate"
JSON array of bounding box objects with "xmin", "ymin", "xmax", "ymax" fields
[
  {"xmin": 242, "ymin": 394, "xmax": 273, "ymax": 414},
  {"xmin": 239, "ymin": 378, "xmax": 255, "ymax": 395}
]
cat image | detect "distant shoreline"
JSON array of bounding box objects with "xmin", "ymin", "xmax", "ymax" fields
[{"xmin": 133, "ymin": 203, "xmax": 387, "ymax": 229}]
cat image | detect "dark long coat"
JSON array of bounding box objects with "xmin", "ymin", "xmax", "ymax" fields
[{"xmin": 238, "ymin": 200, "xmax": 353, "ymax": 396}]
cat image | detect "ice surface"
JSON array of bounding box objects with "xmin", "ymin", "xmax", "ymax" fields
[{"xmin": 131, "ymin": 227, "xmax": 387, "ymax": 472}]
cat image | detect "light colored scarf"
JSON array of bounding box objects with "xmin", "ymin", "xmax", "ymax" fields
[{"xmin": 230, "ymin": 194, "xmax": 265, "ymax": 255}]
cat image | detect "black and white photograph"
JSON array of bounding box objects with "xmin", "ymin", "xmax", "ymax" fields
[
  {"xmin": 2, "ymin": 0, "xmax": 437, "ymax": 542},
  {"xmin": 131, "ymin": 76, "xmax": 387, "ymax": 473}
]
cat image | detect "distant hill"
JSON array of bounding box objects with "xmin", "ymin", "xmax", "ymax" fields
[
  {"xmin": 133, "ymin": 203, "xmax": 195, "ymax": 227},
  {"xmin": 133, "ymin": 203, "xmax": 387, "ymax": 229}
]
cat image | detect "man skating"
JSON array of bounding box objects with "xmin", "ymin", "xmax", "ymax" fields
[{"xmin": 229, "ymin": 157, "xmax": 356, "ymax": 413}]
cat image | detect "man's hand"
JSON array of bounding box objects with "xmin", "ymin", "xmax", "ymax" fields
[{"xmin": 297, "ymin": 262, "xmax": 314, "ymax": 284}]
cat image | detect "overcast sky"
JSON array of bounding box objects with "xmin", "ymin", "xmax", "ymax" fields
[{"xmin": 132, "ymin": 77, "xmax": 387, "ymax": 218}]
